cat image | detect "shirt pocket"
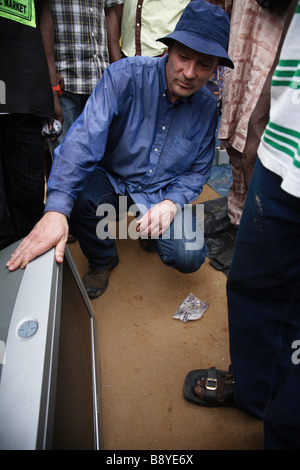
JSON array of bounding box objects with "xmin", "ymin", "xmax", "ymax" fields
[{"xmin": 164, "ymin": 137, "xmax": 199, "ymax": 176}]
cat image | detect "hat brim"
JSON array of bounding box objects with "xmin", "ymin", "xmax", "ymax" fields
[{"xmin": 157, "ymin": 31, "xmax": 234, "ymax": 69}]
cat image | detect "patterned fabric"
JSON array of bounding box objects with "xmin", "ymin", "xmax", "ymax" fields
[
  {"xmin": 258, "ymin": 1, "xmax": 300, "ymax": 198},
  {"xmin": 218, "ymin": 0, "xmax": 292, "ymax": 225},
  {"xmin": 48, "ymin": 0, "xmax": 123, "ymax": 95},
  {"xmin": 219, "ymin": 0, "xmax": 289, "ymax": 153}
]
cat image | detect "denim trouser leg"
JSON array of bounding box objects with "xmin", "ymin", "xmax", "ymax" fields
[
  {"xmin": 227, "ymin": 159, "xmax": 300, "ymax": 448},
  {"xmin": 153, "ymin": 205, "xmax": 207, "ymax": 273},
  {"xmin": 70, "ymin": 167, "xmax": 207, "ymax": 273},
  {"xmin": 56, "ymin": 91, "xmax": 89, "ymax": 146},
  {"xmin": 70, "ymin": 167, "xmax": 119, "ymax": 270},
  {"xmin": 264, "ymin": 353, "xmax": 300, "ymax": 449},
  {"xmin": 0, "ymin": 114, "xmax": 45, "ymax": 249}
]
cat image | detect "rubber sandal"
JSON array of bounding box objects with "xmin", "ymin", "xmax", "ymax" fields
[{"xmin": 183, "ymin": 366, "xmax": 235, "ymax": 407}]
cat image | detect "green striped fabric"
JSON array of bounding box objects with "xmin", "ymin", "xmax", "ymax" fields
[
  {"xmin": 271, "ymin": 3, "xmax": 300, "ymax": 89},
  {"xmin": 259, "ymin": 1, "xmax": 300, "ymax": 195},
  {"xmin": 263, "ymin": 122, "xmax": 300, "ymax": 169},
  {"xmin": 272, "ymin": 60, "xmax": 300, "ymax": 89}
]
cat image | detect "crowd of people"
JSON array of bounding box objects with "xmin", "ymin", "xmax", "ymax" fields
[{"xmin": 1, "ymin": 0, "xmax": 300, "ymax": 450}]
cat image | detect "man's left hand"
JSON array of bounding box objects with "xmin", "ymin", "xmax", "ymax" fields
[{"xmin": 136, "ymin": 199, "xmax": 178, "ymax": 238}]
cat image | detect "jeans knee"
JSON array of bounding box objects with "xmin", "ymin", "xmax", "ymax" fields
[
  {"xmin": 176, "ymin": 243, "xmax": 207, "ymax": 273},
  {"xmin": 159, "ymin": 239, "xmax": 207, "ymax": 273}
]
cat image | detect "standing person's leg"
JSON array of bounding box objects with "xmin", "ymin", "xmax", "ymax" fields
[
  {"xmin": 227, "ymin": 159, "xmax": 300, "ymax": 422},
  {"xmin": 0, "ymin": 119, "xmax": 17, "ymax": 250},
  {"xmin": 53, "ymin": 91, "xmax": 89, "ymax": 243},
  {"xmin": 264, "ymin": 345, "xmax": 300, "ymax": 450},
  {"xmin": 0, "ymin": 114, "xmax": 45, "ymax": 245},
  {"xmin": 226, "ymin": 146, "xmax": 247, "ymax": 227},
  {"xmin": 56, "ymin": 91, "xmax": 89, "ymax": 145},
  {"xmin": 153, "ymin": 204, "xmax": 207, "ymax": 273}
]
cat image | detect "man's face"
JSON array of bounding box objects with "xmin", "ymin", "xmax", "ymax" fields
[{"xmin": 166, "ymin": 42, "xmax": 219, "ymax": 103}]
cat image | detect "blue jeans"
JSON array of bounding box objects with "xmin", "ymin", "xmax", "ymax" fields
[
  {"xmin": 70, "ymin": 166, "xmax": 207, "ymax": 272},
  {"xmin": 0, "ymin": 114, "xmax": 45, "ymax": 250},
  {"xmin": 56, "ymin": 91, "xmax": 89, "ymax": 145},
  {"xmin": 227, "ymin": 158, "xmax": 300, "ymax": 449}
]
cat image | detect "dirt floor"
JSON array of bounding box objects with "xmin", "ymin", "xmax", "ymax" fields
[{"xmin": 68, "ymin": 184, "xmax": 264, "ymax": 451}]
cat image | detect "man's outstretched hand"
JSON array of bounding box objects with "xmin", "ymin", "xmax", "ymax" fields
[{"xmin": 6, "ymin": 211, "xmax": 69, "ymax": 271}]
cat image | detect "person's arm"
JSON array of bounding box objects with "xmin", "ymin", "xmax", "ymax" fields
[
  {"xmin": 40, "ymin": 0, "xmax": 63, "ymax": 131},
  {"xmin": 6, "ymin": 64, "xmax": 120, "ymax": 270},
  {"xmin": 46, "ymin": 66, "xmax": 119, "ymax": 218},
  {"xmin": 105, "ymin": 4, "xmax": 123, "ymax": 63}
]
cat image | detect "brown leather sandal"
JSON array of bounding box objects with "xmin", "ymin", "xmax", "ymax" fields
[{"xmin": 183, "ymin": 366, "xmax": 235, "ymax": 407}]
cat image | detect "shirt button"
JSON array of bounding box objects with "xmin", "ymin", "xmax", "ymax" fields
[
  {"xmin": 149, "ymin": 169, "xmax": 152, "ymax": 173},
  {"xmin": 90, "ymin": 7, "xmax": 93, "ymax": 12},
  {"xmin": 154, "ymin": 148, "xmax": 158, "ymax": 152},
  {"xmin": 137, "ymin": 23, "xmax": 140, "ymax": 27},
  {"xmin": 138, "ymin": 186, "xmax": 142, "ymax": 190},
  {"xmin": 162, "ymin": 126, "xmax": 165, "ymax": 130}
]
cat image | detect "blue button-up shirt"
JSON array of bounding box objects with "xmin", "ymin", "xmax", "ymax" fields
[{"xmin": 47, "ymin": 54, "xmax": 217, "ymax": 217}]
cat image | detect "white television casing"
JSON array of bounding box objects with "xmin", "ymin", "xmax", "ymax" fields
[{"xmin": 0, "ymin": 242, "xmax": 102, "ymax": 450}]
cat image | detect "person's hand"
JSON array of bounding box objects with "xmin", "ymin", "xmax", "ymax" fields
[
  {"xmin": 136, "ymin": 200, "xmax": 178, "ymax": 238},
  {"xmin": 48, "ymin": 76, "xmax": 64, "ymax": 142},
  {"xmin": 6, "ymin": 211, "xmax": 69, "ymax": 271}
]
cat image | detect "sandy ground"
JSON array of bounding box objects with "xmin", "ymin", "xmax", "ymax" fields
[{"xmin": 67, "ymin": 185, "xmax": 264, "ymax": 450}]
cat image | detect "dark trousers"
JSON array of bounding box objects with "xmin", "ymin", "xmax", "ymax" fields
[
  {"xmin": 227, "ymin": 158, "xmax": 300, "ymax": 449},
  {"xmin": 0, "ymin": 114, "xmax": 45, "ymax": 250}
]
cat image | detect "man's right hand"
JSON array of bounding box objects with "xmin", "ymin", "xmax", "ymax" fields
[{"xmin": 6, "ymin": 211, "xmax": 69, "ymax": 271}]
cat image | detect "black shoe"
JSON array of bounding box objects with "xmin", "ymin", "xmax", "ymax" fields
[
  {"xmin": 82, "ymin": 255, "xmax": 119, "ymax": 298},
  {"xmin": 138, "ymin": 238, "xmax": 156, "ymax": 253}
]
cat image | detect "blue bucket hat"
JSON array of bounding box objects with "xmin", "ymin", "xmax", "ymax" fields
[{"xmin": 157, "ymin": 0, "xmax": 234, "ymax": 69}]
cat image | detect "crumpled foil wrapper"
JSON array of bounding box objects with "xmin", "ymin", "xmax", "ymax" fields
[{"xmin": 173, "ymin": 293, "xmax": 209, "ymax": 323}]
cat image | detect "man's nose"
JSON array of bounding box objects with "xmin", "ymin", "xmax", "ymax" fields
[{"xmin": 183, "ymin": 61, "xmax": 196, "ymax": 79}]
